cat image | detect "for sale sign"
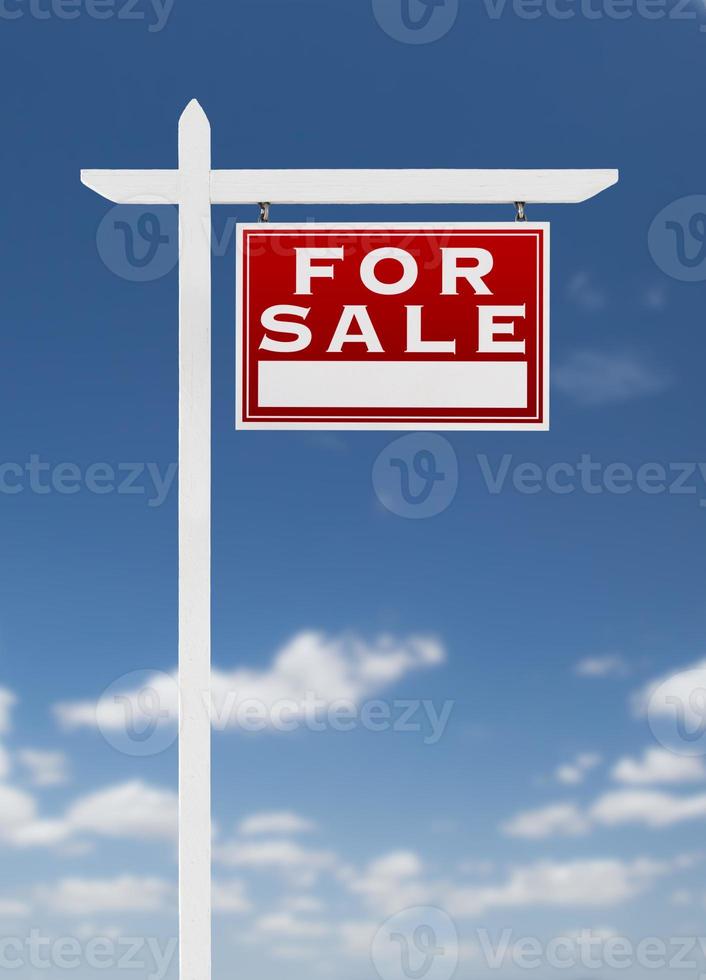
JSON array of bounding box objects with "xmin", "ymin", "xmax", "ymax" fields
[{"xmin": 236, "ymin": 223, "xmax": 549, "ymax": 430}]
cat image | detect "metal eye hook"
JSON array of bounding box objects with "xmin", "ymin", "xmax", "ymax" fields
[
  {"xmin": 515, "ymin": 201, "xmax": 527, "ymax": 222},
  {"xmin": 259, "ymin": 202, "xmax": 270, "ymax": 223}
]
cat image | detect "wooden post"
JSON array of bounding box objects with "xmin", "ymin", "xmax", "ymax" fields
[{"xmin": 177, "ymin": 99, "xmax": 211, "ymax": 980}]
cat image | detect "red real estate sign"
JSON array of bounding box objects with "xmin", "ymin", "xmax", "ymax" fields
[{"xmin": 236, "ymin": 223, "xmax": 549, "ymax": 430}]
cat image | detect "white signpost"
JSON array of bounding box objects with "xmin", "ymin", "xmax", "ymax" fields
[{"xmin": 81, "ymin": 100, "xmax": 618, "ymax": 980}]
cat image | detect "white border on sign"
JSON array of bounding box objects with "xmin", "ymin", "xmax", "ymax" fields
[{"xmin": 235, "ymin": 222, "xmax": 550, "ymax": 431}]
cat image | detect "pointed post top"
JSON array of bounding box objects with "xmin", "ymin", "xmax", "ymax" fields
[
  {"xmin": 179, "ymin": 99, "xmax": 210, "ymax": 174},
  {"xmin": 180, "ymin": 99, "xmax": 209, "ymax": 126}
]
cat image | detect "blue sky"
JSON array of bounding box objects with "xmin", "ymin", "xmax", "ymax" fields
[{"xmin": 3, "ymin": 0, "xmax": 706, "ymax": 977}]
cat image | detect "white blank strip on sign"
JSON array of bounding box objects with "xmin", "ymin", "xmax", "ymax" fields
[{"xmin": 259, "ymin": 361, "xmax": 528, "ymax": 409}]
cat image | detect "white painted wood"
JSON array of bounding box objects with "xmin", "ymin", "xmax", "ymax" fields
[
  {"xmin": 209, "ymin": 168, "xmax": 618, "ymax": 204},
  {"xmin": 81, "ymin": 169, "xmax": 179, "ymax": 203},
  {"xmin": 177, "ymin": 99, "xmax": 211, "ymax": 980},
  {"xmin": 81, "ymin": 167, "xmax": 618, "ymax": 205}
]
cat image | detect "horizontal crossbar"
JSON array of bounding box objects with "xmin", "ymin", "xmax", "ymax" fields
[{"xmin": 81, "ymin": 168, "xmax": 618, "ymax": 206}]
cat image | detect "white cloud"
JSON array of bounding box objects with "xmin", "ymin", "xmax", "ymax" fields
[
  {"xmin": 458, "ymin": 859, "xmax": 495, "ymax": 876},
  {"xmin": 212, "ymin": 879, "xmax": 251, "ymax": 914},
  {"xmin": 268, "ymin": 945, "xmax": 319, "ymax": 961},
  {"xmin": 281, "ymin": 895, "xmax": 323, "ymax": 914},
  {"xmin": 347, "ymin": 851, "xmax": 430, "ymax": 917},
  {"xmin": 0, "ymin": 688, "xmax": 16, "ymax": 735},
  {"xmin": 238, "ymin": 812, "xmax": 316, "ymax": 836},
  {"xmin": 254, "ymin": 912, "xmax": 329, "ymax": 938},
  {"xmin": 0, "ymin": 899, "xmax": 31, "ymax": 917},
  {"xmin": 0, "ymin": 690, "xmax": 16, "ymax": 781},
  {"xmin": 366, "ymin": 852, "xmax": 423, "ymax": 879},
  {"xmin": 444, "ymin": 858, "xmax": 673, "ymax": 917},
  {"xmin": 339, "ymin": 849, "xmax": 663, "ymax": 924},
  {"xmin": 590, "ymin": 789, "xmax": 706, "ymax": 828},
  {"xmin": 556, "ymin": 753, "xmax": 602, "ymax": 785},
  {"xmin": 339, "ymin": 920, "xmax": 378, "ymax": 957},
  {"xmin": 555, "ymin": 765, "xmax": 582, "ymax": 785},
  {"xmin": 64, "ymin": 781, "xmax": 177, "ymax": 840},
  {"xmin": 55, "ymin": 670, "xmax": 177, "ymax": 731},
  {"xmin": 554, "ymin": 351, "xmax": 670, "ymax": 407},
  {"xmin": 574, "ymin": 655, "xmax": 628, "ymax": 678},
  {"xmin": 37, "ymin": 876, "xmax": 172, "ymax": 915},
  {"xmin": 224, "ymin": 834, "xmax": 694, "ymax": 950},
  {"xmin": 344, "ymin": 854, "xmax": 679, "ymax": 922},
  {"xmin": 670, "ymin": 888, "xmax": 692, "ymax": 907},
  {"xmin": 2, "ymin": 780, "xmax": 177, "ymax": 849},
  {"xmin": 611, "ymin": 748, "xmax": 706, "ymax": 785},
  {"xmin": 18, "ymin": 749, "xmax": 69, "ymax": 787},
  {"xmin": 503, "ymin": 784, "xmax": 706, "ymax": 838},
  {"xmin": 55, "ymin": 632, "xmax": 445, "ymax": 734},
  {"xmin": 632, "ymin": 658, "xmax": 706, "ymax": 720},
  {"xmin": 502, "ymin": 803, "xmax": 591, "ymax": 839},
  {"xmin": 0, "ymin": 784, "xmax": 40, "ymax": 843},
  {"xmin": 12, "ymin": 819, "xmax": 73, "ymax": 847},
  {"xmin": 216, "ymin": 838, "xmax": 336, "ymax": 879}
]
